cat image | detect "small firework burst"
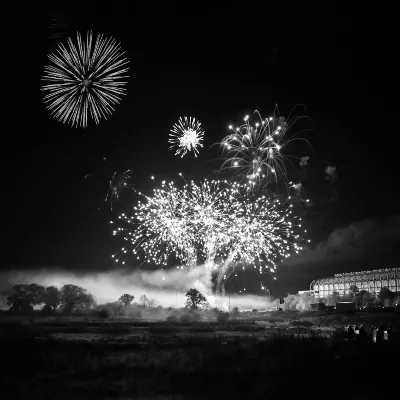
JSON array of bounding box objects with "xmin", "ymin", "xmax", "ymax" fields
[
  {"xmin": 41, "ymin": 30, "xmax": 130, "ymax": 128},
  {"xmin": 169, "ymin": 117, "xmax": 205, "ymax": 157}
]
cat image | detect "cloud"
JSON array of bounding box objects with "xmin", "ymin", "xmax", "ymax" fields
[{"xmin": 282, "ymin": 214, "xmax": 400, "ymax": 273}]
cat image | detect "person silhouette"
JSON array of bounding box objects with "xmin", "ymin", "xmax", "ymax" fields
[{"xmin": 347, "ymin": 325, "xmax": 355, "ymax": 341}]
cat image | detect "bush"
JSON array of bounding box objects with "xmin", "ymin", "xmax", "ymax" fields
[
  {"xmin": 180, "ymin": 314, "xmax": 192, "ymax": 323},
  {"xmin": 97, "ymin": 307, "xmax": 110, "ymax": 318},
  {"xmin": 166, "ymin": 315, "xmax": 179, "ymax": 323},
  {"xmin": 217, "ymin": 311, "xmax": 229, "ymax": 324}
]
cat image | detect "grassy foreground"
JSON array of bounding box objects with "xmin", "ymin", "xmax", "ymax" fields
[{"xmin": 0, "ymin": 311, "xmax": 398, "ymax": 399}]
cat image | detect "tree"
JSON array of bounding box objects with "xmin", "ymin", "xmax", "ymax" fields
[
  {"xmin": 327, "ymin": 291, "xmax": 339, "ymax": 306},
  {"xmin": 354, "ymin": 290, "xmax": 371, "ymax": 307},
  {"xmin": 185, "ymin": 288, "xmax": 209, "ymax": 310},
  {"xmin": 349, "ymin": 285, "xmax": 359, "ymax": 297},
  {"xmin": 140, "ymin": 294, "xmax": 149, "ymax": 307},
  {"xmin": 119, "ymin": 293, "xmax": 134, "ymax": 306},
  {"xmin": 7, "ymin": 284, "xmax": 45, "ymax": 314},
  {"xmin": 59, "ymin": 284, "xmax": 95, "ymax": 314},
  {"xmin": 42, "ymin": 286, "xmax": 61, "ymax": 313},
  {"xmin": 378, "ymin": 287, "xmax": 395, "ymax": 305},
  {"xmin": 231, "ymin": 307, "xmax": 240, "ymax": 317},
  {"xmin": 139, "ymin": 294, "xmax": 157, "ymax": 308},
  {"xmin": 147, "ymin": 299, "xmax": 157, "ymax": 308}
]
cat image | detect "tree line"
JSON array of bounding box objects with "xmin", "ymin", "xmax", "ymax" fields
[{"xmin": 5, "ymin": 283, "xmax": 211, "ymax": 316}]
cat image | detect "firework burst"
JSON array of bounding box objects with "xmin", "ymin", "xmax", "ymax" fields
[
  {"xmin": 41, "ymin": 30, "xmax": 130, "ymax": 128},
  {"xmin": 112, "ymin": 178, "xmax": 308, "ymax": 290},
  {"xmin": 220, "ymin": 105, "xmax": 312, "ymax": 191},
  {"xmin": 169, "ymin": 117, "xmax": 205, "ymax": 157}
]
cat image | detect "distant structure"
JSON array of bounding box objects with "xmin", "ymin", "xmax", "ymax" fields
[{"xmin": 310, "ymin": 267, "xmax": 399, "ymax": 301}]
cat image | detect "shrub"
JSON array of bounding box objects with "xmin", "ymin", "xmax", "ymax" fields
[
  {"xmin": 166, "ymin": 315, "xmax": 179, "ymax": 323},
  {"xmin": 97, "ymin": 307, "xmax": 110, "ymax": 318},
  {"xmin": 217, "ymin": 311, "xmax": 229, "ymax": 324}
]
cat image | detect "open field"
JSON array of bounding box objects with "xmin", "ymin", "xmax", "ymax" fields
[{"xmin": 1, "ymin": 311, "xmax": 399, "ymax": 399}]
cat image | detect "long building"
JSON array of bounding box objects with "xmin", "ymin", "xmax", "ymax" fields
[{"xmin": 310, "ymin": 267, "xmax": 400, "ymax": 300}]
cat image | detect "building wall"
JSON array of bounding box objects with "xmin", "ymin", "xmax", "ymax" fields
[{"xmin": 310, "ymin": 268, "xmax": 400, "ymax": 300}]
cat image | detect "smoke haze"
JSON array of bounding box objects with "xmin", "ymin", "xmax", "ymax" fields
[{"xmin": 0, "ymin": 265, "xmax": 274, "ymax": 311}]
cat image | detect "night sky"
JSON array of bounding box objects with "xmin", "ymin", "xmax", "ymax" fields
[{"xmin": 4, "ymin": 2, "xmax": 397, "ymax": 299}]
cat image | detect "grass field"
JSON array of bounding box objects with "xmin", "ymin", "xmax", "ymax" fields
[{"xmin": 1, "ymin": 311, "xmax": 398, "ymax": 399}]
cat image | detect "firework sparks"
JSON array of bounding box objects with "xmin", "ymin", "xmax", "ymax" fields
[
  {"xmin": 112, "ymin": 180, "xmax": 197, "ymax": 266},
  {"xmin": 220, "ymin": 106, "xmax": 312, "ymax": 191},
  {"xmin": 112, "ymin": 178, "xmax": 308, "ymax": 289},
  {"xmin": 105, "ymin": 170, "xmax": 134, "ymax": 211},
  {"xmin": 215, "ymin": 189, "xmax": 307, "ymax": 292},
  {"xmin": 41, "ymin": 31, "xmax": 130, "ymax": 128},
  {"xmin": 169, "ymin": 117, "xmax": 205, "ymax": 157}
]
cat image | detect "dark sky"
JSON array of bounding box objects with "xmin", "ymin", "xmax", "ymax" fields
[{"xmin": 4, "ymin": 1, "xmax": 397, "ymax": 297}]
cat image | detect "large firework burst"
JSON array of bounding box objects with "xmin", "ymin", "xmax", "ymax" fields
[
  {"xmin": 169, "ymin": 117, "xmax": 205, "ymax": 157},
  {"xmin": 41, "ymin": 30, "xmax": 130, "ymax": 128},
  {"xmin": 112, "ymin": 178, "xmax": 307, "ymax": 288},
  {"xmin": 220, "ymin": 106, "xmax": 312, "ymax": 191}
]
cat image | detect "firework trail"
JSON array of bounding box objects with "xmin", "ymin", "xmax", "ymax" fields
[
  {"xmin": 220, "ymin": 105, "xmax": 313, "ymax": 192},
  {"xmin": 169, "ymin": 117, "xmax": 205, "ymax": 157},
  {"xmin": 41, "ymin": 30, "xmax": 130, "ymax": 128},
  {"xmin": 84, "ymin": 157, "xmax": 133, "ymax": 211},
  {"xmin": 105, "ymin": 170, "xmax": 135, "ymax": 211}
]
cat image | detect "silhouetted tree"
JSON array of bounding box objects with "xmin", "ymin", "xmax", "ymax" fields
[
  {"xmin": 327, "ymin": 291, "xmax": 340, "ymax": 306},
  {"xmin": 139, "ymin": 294, "xmax": 157, "ymax": 308},
  {"xmin": 119, "ymin": 293, "xmax": 134, "ymax": 306},
  {"xmin": 59, "ymin": 284, "xmax": 95, "ymax": 314},
  {"xmin": 349, "ymin": 285, "xmax": 359, "ymax": 297},
  {"xmin": 185, "ymin": 288, "xmax": 209, "ymax": 310},
  {"xmin": 140, "ymin": 294, "xmax": 149, "ymax": 307},
  {"xmin": 147, "ymin": 299, "xmax": 157, "ymax": 308},
  {"xmin": 353, "ymin": 290, "xmax": 371, "ymax": 307},
  {"xmin": 379, "ymin": 287, "xmax": 395, "ymax": 305},
  {"xmin": 42, "ymin": 286, "xmax": 61, "ymax": 313},
  {"xmin": 7, "ymin": 284, "xmax": 45, "ymax": 314},
  {"xmin": 231, "ymin": 307, "xmax": 240, "ymax": 317}
]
